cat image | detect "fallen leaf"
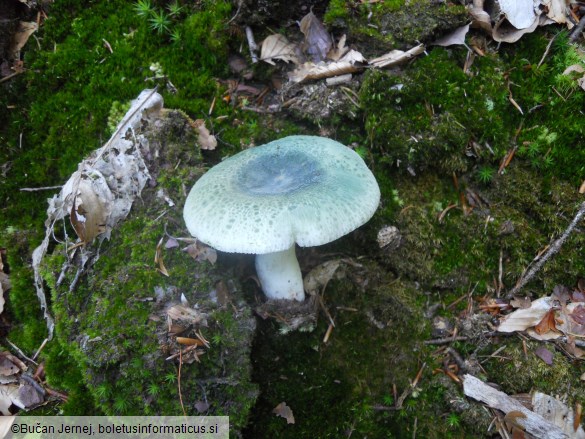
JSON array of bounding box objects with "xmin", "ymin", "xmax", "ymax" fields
[
  {"xmin": 155, "ymin": 237, "xmax": 169, "ymax": 277},
  {"xmin": 533, "ymin": 308, "xmax": 558, "ymax": 335},
  {"xmin": 432, "ymin": 24, "xmax": 470, "ymax": 47},
  {"xmin": 498, "ymin": 296, "xmax": 553, "ymax": 333},
  {"xmin": 9, "ymin": 21, "xmax": 38, "ymax": 58},
  {"xmin": 369, "ymin": 44, "xmax": 425, "ymax": 69},
  {"xmin": 569, "ymin": 304, "xmax": 585, "ymax": 326},
  {"xmin": 194, "ymin": 400, "xmax": 210, "ymax": 413},
  {"xmin": 303, "ymin": 260, "xmax": 342, "ymax": 296},
  {"xmin": 167, "ymin": 304, "xmax": 207, "ymax": 326},
  {"xmin": 327, "ymin": 34, "xmax": 349, "ymax": 61},
  {"xmin": 504, "ymin": 410, "xmax": 527, "ymax": 432},
  {"xmin": 532, "ymin": 392, "xmax": 585, "ymax": 438},
  {"xmin": 273, "ymin": 401, "xmax": 295, "ymax": 424},
  {"xmin": 492, "ymin": 14, "xmax": 539, "ymax": 44},
  {"xmin": 534, "ymin": 346, "xmax": 554, "ymax": 365},
  {"xmin": 510, "ymin": 296, "xmax": 531, "ymax": 309},
  {"xmin": 260, "ymin": 34, "xmax": 300, "ymax": 65},
  {"xmin": 183, "ymin": 241, "xmax": 217, "ymax": 264},
  {"xmin": 542, "ymin": 0, "xmax": 569, "ymax": 25},
  {"xmin": 498, "ymin": 0, "xmax": 537, "ymax": 30},
  {"xmin": 299, "ymin": 11, "xmax": 332, "ymax": 63},
  {"xmin": 70, "ymin": 178, "xmax": 110, "ymax": 244},
  {"xmin": 0, "ymin": 384, "xmax": 20, "ymax": 415}
]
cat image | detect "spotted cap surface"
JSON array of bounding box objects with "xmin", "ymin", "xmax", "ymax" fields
[{"xmin": 183, "ymin": 135, "xmax": 380, "ymax": 254}]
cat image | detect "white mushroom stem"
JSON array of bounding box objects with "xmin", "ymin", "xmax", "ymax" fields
[{"xmin": 255, "ymin": 246, "xmax": 305, "ymax": 301}]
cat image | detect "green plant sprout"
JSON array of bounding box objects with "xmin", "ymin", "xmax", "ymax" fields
[
  {"xmin": 133, "ymin": 0, "xmax": 153, "ymax": 17},
  {"xmin": 477, "ymin": 166, "xmax": 495, "ymax": 184},
  {"xmin": 149, "ymin": 9, "xmax": 171, "ymax": 34}
]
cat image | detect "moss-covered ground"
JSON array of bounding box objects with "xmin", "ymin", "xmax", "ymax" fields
[{"xmin": 1, "ymin": 0, "xmax": 584, "ymax": 437}]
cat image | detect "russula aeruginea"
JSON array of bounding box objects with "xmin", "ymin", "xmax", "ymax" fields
[{"xmin": 183, "ymin": 135, "xmax": 380, "ymax": 301}]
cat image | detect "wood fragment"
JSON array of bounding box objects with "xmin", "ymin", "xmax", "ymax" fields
[
  {"xmin": 323, "ymin": 323, "xmax": 334, "ymax": 343},
  {"xmin": 463, "ymin": 374, "xmax": 569, "ymax": 439},
  {"xmin": 245, "ymin": 26, "xmax": 259, "ymax": 63}
]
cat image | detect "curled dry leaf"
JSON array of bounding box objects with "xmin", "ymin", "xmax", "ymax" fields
[
  {"xmin": 432, "ymin": 24, "xmax": 470, "ymax": 47},
  {"xmin": 167, "ymin": 304, "xmax": 207, "ymax": 326},
  {"xmin": 183, "ymin": 241, "xmax": 217, "ymax": 264},
  {"xmin": 533, "ymin": 308, "xmax": 558, "ymax": 335},
  {"xmin": 273, "ymin": 401, "xmax": 295, "ymax": 424},
  {"xmin": 303, "ymin": 260, "xmax": 342, "ymax": 296},
  {"xmin": 70, "ymin": 177, "xmax": 111, "ymax": 244},
  {"xmin": 327, "ymin": 34, "xmax": 349, "ymax": 61},
  {"xmin": 260, "ymin": 34, "xmax": 300, "ymax": 65},
  {"xmin": 369, "ymin": 44, "xmax": 425, "ymax": 69},
  {"xmin": 9, "ymin": 21, "xmax": 38, "ymax": 58},
  {"xmin": 155, "ymin": 237, "xmax": 169, "ymax": 277},
  {"xmin": 299, "ymin": 11, "xmax": 332, "ymax": 63}
]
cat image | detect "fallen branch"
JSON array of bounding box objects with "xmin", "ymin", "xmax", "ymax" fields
[
  {"xmin": 463, "ymin": 374, "xmax": 569, "ymax": 439},
  {"xmin": 506, "ymin": 202, "xmax": 585, "ymax": 298}
]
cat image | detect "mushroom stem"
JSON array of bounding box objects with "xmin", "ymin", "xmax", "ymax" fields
[{"xmin": 255, "ymin": 246, "xmax": 305, "ymax": 301}]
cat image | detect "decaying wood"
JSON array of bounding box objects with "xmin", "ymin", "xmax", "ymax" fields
[{"xmin": 463, "ymin": 374, "xmax": 569, "ymax": 439}]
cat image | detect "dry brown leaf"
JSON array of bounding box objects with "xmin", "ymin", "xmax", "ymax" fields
[
  {"xmin": 299, "ymin": 11, "xmax": 332, "ymax": 63},
  {"xmin": 273, "ymin": 401, "xmax": 295, "ymax": 424},
  {"xmin": 510, "ymin": 296, "xmax": 531, "ymax": 309},
  {"xmin": 193, "ymin": 119, "xmax": 217, "ymax": 151},
  {"xmin": 532, "ymin": 392, "xmax": 585, "ymax": 438},
  {"xmin": 155, "ymin": 237, "xmax": 169, "ymax": 277},
  {"xmin": 167, "ymin": 305, "xmax": 207, "ymax": 326},
  {"xmin": 70, "ymin": 178, "xmax": 111, "ymax": 244},
  {"xmin": 534, "ymin": 345, "xmax": 554, "ymax": 365},
  {"xmin": 542, "ymin": 0, "xmax": 569, "ymax": 25},
  {"xmin": 432, "ymin": 24, "xmax": 470, "ymax": 47},
  {"xmin": 303, "ymin": 260, "xmax": 342, "ymax": 296},
  {"xmin": 327, "ymin": 34, "xmax": 349, "ymax": 61},
  {"xmin": 533, "ymin": 308, "xmax": 558, "ymax": 335},
  {"xmin": 260, "ymin": 34, "xmax": 299, "ymax": 65},
  {"xmin": 498, "ymin": 296, "xmax": 553, "ymax": 333},
  {"xmin": 569, "ymin": 304, "xmax": 585, "ymax": 326},
  {"xmin": 9, "ymin": 21, "xmax": 38, "ymax": 58},
  {"xmin": 369, "ymin": 44, "xmax": 425, "ymax": 69},
  {"xmin": 183, "ymin": 241, "xmax": 217, "ymax": 264},
  {"xmin": 504, "ymin": 410, "xmax": 527, "ymax": 432}
]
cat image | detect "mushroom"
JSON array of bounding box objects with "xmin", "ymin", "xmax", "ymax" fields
[{"xmin": 183, "ymin": 135, "xmax": 380, "ymax": 301}]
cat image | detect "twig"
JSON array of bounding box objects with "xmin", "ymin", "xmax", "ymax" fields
[
  {"xmin": 538, "ymin": 33, "xmax": 558, "ymax": 68},
  {"xmin": 569, "ymin": 15, "xmax": 585, "ymax": 43},
  {"xmin": 20, "ymin": 185, "xmax": 62, "ymax": 192},
  {"xmin": 0, "ymin": 71, "xmax": 24, "ymax": 83},
  {"xmin": 424, "ymin": 336, "xmax": 469, "ymax": 345},
  {"xmin": 32, "ymin": 338, "xmax": 49, "ymax": 361},
  {"xmin": 245, "ymin": 26, "xmax": 259, "ymax": 63},
  {"xmin": 178, "ymin": 349, "xmax": 186, "ymax": 416},
  {"xmin": 5, "ymin": 339, "xmax": 38, "ymax": 365},
  {"xmin": 507, "ymin": 202, "xmax": 585, "ymax": 298}
]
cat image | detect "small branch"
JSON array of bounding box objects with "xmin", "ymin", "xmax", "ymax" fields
[
  {"xmin": 569, "ymin": 15, "xmax": 585, "ymax": 43},
  {"xmin": 424, "ymin": 336, "xmax": 468, "ymax": 345},
  {"xmin": 20, "ymin": 185, "xmax": 63, "ymax": 192},
  {"xmin": 245, "ymin": 26, "xmax": 259, "ymax": 63},
  {"xmin": 507, "ymin": 202, "xmax": 585, "ymax": 298}
]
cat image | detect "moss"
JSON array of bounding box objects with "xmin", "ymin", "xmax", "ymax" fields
[
  {"xmin": 483, "ymin": 339, "xmax": 585, "ymax": 407},
  {"xmin": 36, "ymin": 110, "xmax": 257, "ymax": 433},
  {"xmin": 325, "ymin": 0, "xmax": 467, "ymax": 55},
  {"xmin": 360, "ymin": 48, "xmax": 513, "ymax": 175}
]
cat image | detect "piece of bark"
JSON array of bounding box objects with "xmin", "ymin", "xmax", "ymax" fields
[{"xmin": 462, "ymin": 374, "xmax": 569, "ymax": 439}]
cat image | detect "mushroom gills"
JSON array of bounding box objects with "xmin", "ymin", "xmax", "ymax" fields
[{"xmin": 255, "ymin": 246, "xmax": 305, "ymax": 301}]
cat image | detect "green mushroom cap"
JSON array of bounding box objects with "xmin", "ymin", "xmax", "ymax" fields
[{"xmin": 183, "ymin": 135, "xmax": 380, "ymax": 254}]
